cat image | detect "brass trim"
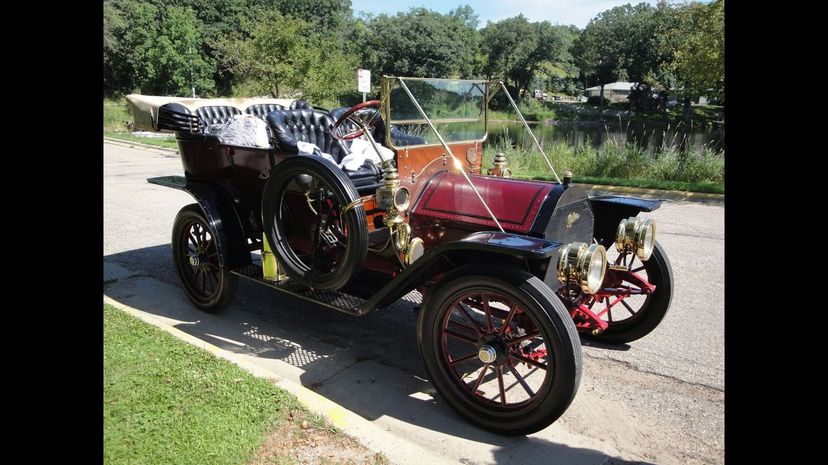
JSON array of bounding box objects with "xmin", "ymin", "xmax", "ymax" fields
[
  {"xmin": 342, "ymin": 198, "xmax": 364, "ymax": 214},
  {"xmin": 405, "ymin": 237, "xmax": 425, "ymax": 265}
]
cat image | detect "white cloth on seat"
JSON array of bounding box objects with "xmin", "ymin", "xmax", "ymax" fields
[
  {"xmin": 297, "ymin": 141, "xmax": 336, "ymax": 163},
  {"xmin": 209, "ymin": 114, "xmax": 270, "ymax": 148},
  {"xmin": 339, "ymin": 138, "xmax": 392, "ymax": 171}
]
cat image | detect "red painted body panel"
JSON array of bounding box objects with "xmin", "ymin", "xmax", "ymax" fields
[{"xmin": 412, "ymin": 172, "xmax": 554, "ymax": 234}]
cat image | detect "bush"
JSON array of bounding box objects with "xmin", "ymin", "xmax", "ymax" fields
[
  {"xmin": 104, "ymin": 98, "xmax": 133, "ymax": 132},
  {"xmin": 587, "ymin": 95, "xmax": 610, "ymax": 106},
  {"xmin": 516, "ymin": 98, "xmax": 557, "ymax": 121}
]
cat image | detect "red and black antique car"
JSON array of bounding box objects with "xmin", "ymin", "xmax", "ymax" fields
[{"xmin": 127, "ymin": 76, "xmax": 673, "ymax": 435}]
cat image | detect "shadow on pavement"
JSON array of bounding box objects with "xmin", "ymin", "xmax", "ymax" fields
[{"xmin": 104, "ymin": 247, "xmax": 657, "ymax": 465}]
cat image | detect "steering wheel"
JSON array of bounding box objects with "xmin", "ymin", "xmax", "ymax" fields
[{"xmin": 332, "ymin": 100, "xmax": 382, "ymax": 141}]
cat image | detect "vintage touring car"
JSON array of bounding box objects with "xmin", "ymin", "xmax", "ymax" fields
[{"xmin": 127, "ymin": 76, "xmax": 673, "ymax": 435}]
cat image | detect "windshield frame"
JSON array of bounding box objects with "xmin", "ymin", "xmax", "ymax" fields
[{"xmin": 380, "ymin": 76, "xmax": 489, "ymax": 150}]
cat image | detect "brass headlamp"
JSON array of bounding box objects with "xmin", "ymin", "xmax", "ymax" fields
[
  {"xmin": 615, "ymin": 217, "xmax": 656, "ymax": 261},
  {"xmin": 557, "ymin": 242, "xmax": 607, "ymax": 294},
  {"xmin": 376, "ymin": 164, "xmax": 420, "ymax": 260}
]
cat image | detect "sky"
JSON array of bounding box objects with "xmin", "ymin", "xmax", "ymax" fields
[{"xmin": 350, "ymin": 0, "xmax": 664, "ymax": 29}]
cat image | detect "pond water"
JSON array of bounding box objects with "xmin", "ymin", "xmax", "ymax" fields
[{"xmin": 487, "ymin": 120, "xmax": 725, "ymax": 153}]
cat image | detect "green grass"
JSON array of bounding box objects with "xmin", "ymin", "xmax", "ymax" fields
[
  {"xmin": 482, "ymin": 137, "xmax": 724, "ymax": 193},
  {"xmin": 104, "ymin": 131, "xmax": 179, "ymax": 149},
  {"xmin": 104, "ymin": 98, "xmax": 178, "ymax": 149},
  {"xmin": 104, "ymin": 304, "xmax": 308, "ymax": 465},
  {"xmin": 489, "ymin": 99, "xmax": 559, "ymax": 122},
  {"xmin": 104, "ymin": 98, "xmax": 134, "ymax": 132}
]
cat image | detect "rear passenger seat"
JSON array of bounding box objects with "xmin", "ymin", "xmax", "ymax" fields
[
  {"xmin": 194, "ymin": 106, "xmax": 242, "ymax": 126},
  {"xmin": 245, "ymin": 103, "xmax": 285, "ymax": 120}
]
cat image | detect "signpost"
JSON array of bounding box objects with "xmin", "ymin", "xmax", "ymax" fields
[{"xmin": 358, "ymin": 69, "xmax": 371, "ymax": 103}]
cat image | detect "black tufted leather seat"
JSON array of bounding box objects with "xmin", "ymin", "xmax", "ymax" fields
[
  {"xmin": 289, "ymin": 99, "xmax": 313, "ymax": 110},
  {"xmin": 266, "ymin": 109, "xmax": 349, "ymax": 162},
  {"xmin": 157, "ymin": 102, "xmax": 202, "ymax": 133},
  {"xmin": 245, "ymin": 103, "xmax": 286, "ymax": 120},
  {"xmin": 194, "ymin": 105, "xmax": 242, "ymax": 126}
]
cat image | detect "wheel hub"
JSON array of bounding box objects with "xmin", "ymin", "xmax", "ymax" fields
[
  {"xmin": 189, "ymin": 254, "xmax": 200, "ymax": 266},
  {"xmin": 478, "ymin": 345, "xmax": 498, "ymax": 364},
  {"xmin": 477, "ymin": 335, "xmax": 509, "ymax": 366}
]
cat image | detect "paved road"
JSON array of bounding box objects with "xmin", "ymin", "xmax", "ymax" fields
[{"xmin": 104, "ymin": 140, "xmax": 724, "ymax": 464}]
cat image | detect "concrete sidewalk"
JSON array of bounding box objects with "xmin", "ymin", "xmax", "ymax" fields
[{"xmin": 104, "ymin": 261, "xmax": 637, "ymax": 465}]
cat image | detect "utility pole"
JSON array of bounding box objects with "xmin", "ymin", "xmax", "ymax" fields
[{"xmin": 189, "ymin": 46, "xmax": 196, "ymax": 98}]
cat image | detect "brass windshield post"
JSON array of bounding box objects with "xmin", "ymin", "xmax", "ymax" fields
[{"xmin": 499, "ymin": 81, "xmax": 562, "ymax": 184}]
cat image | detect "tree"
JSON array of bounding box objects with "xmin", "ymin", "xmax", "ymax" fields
[
  {"xmin": 138, "ymin": 6, "xmax": 215, "ymax": 96},
  {"xmin": 480, "ymin": 15, "xmax": 535, "ymax": 90},
  {"xmin": 353, "ymin": 7, "xmax": 480, "ymax": 83},
  {"xmin": 480, "ymin": 16, "xmax": 574, "ymax": 98},
  {"xmin": 218, "ymin": 8, "xmax": 355, "ymax": 101},
  {"xmin": 667, "ymin": 0, "xmax": 724, "ymax": 118},
  {"xmin": 104, "ymin": 1, "xmax": 130, "ymax": 96},
  {"xmin": 573, "ymin": 3, "xmax": 658, "ymax": 106},
  {"xmin": 277, "ymin": 0, "xmax": 353, "ymax": 36}
]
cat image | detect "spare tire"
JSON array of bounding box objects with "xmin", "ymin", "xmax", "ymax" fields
[{"xmin": 261, "ymin": 155, "xmax": 368, "ymax": 291}]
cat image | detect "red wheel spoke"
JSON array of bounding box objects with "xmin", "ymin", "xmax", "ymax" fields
[
  {"xmin": 511, "ymin": 352, "xmax": 548, "ymax": 370},
  {"xmin": 506, "ymin": 331, "xmax": 540, "ymax": 346},
  {"xmin": 457, "ymin": 302, "xmax": 484, "ymax": 335},
  {"xmin": 607, "ymin": 297, "xmax": 613, "ymax": 322},
  {"xmin": 449, "ymin": 353, "xmax": 478, "ymax": 366},
  {"xmin": 499, "ymin": 303, "xmax": 519, "ymax": 337},
  {"xmin": 469, "ymin": 364, "xmax": 490, "ymax": 393},
  {"xmin": 447, "ymin": 319, "xmax": 480, "ymax": 337},
  {"xmin": 445, "ymin": 329, "xmax": 478, "ymax": 344},
  {"xmin": 496, "ymin": 366, "xmax": 507, "ymax": 406},
  {"xmin": 507, "ymin": 363, "xmax": 535, "ymax": 397},
  {"xmin": 482, "ymin": 294, "xmax": 494, "ymax": 333},
  {"xmin": 631, "ymin": 265, "xmax": 645, "ymax": 273}
]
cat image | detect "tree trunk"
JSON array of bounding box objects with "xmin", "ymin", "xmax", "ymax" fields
[
  {"xmin": 682, "ymin": 97, "xmax": 692, "ymax": 122},
  {"xmin": 600, "ymin": 83, "xmax": 605, "ymax": 107}
]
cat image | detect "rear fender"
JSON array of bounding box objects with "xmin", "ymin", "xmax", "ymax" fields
[
  {"xmin": 589, "ymin": 195, "xmax": 662, "ymax": 248},
  {"xmin": 364, "ymin": 232, "xmax": 564, "ymax": 310},
  {"xmin": 149, "ymin": 176, "xmax": 252, "ymax": 268}
]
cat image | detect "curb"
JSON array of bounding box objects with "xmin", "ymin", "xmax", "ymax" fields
[
  {"xmin": 104, "ymin": 136, "xmax": 179, "ymax": 154},
  {"xmin": 103, "ymin": 294, "xmax": 451, "ymax": 465},
  {"xmin": 583, "ymin": 184, "xmax": 725, "ymax": 204}
]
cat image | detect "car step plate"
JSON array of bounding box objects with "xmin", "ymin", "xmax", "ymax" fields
[{"xmin": 231, "ymin": 264, "xmax": 369, "ymax": 316}]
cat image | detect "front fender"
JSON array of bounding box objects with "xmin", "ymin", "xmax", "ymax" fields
[
  {"xmin": 589, "ymin": 195, "xmax": 662, "ymax": 248},
  {"xmin": 362, "ymin": 232, "xmax": 564, "ymax": 311}
]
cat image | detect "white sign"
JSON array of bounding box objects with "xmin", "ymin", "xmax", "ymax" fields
[
  {"xmin": 358, "ymin": 69, "xmax": 371, "ymax": 93},
  {"xmin": 534, "ymin": 89, "xmax": 542, "ymax": 98}
]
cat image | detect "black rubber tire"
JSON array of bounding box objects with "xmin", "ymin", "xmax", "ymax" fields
[
  {"xmin": 261, "ymin": 155, "xmax": 368, "ymax": 291},
  {"xmin": 171, "ymin": 204, "xmax": 238, "ymax": 313},
  {"xmin": 418, "ymin": 265, "xmax": 582, "ymax": 436},
  {"xmin": 585, "ymin": 241, "xmax": 674, "ymax": 344}
]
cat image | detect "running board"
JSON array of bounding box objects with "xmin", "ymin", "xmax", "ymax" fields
[
  {"xmin": 231, "ymin": 264, "xmax": 373, "ymax": 316},
  {"xmin": 147, "ymin": 175, "xmax": 187, "ymax": 190}
]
